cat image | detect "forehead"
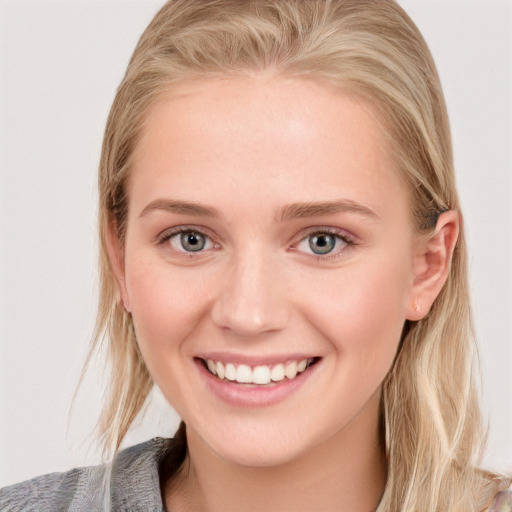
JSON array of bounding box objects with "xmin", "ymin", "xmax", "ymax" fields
[{"xmin": 130, "ymin": 76, "xmax": 408, "ymax": 220}]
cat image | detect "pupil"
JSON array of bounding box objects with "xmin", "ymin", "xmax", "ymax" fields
[
  {"xmin": 309, "ymin": 234, "xmax": 335, "ymax": 254},
  {"xmin": 180, "ymin": 232, "xmax": 205, "ymax": 252}
]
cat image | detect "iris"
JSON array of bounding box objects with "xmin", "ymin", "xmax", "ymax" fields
[
  {"xmin": 180, "ymin": 231, "xmax": 206, "ymax": 252},
  {"xmin": 308, "ymin": 233, "xmax": 336, "ymax": 254}
]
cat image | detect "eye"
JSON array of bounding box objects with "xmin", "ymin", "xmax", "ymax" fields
[
  {"xmin": 308, "ymin": 233, "xmax": 337, "ymax": 254},
  {"xmin": 158, "ymin": 228, "xmax": 215, "ymax": 254},
  {"xmin": 177, "ymin": 231, "xmax": 207, "ymax": 252},
  {"xmin": 295, "ymin": 230, "xmax": 351, "ymax": 257}
]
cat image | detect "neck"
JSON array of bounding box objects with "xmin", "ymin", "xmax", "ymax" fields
[{"xmin": 165, "ymin": 394, "xmax": 386, "ymax": 512}]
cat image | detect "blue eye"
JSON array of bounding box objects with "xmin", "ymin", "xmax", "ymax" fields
[
  {"xmin": 308, "ymin": 233, "xmax": 336, "ymax": 254},
  {"xmin": 296, "ymin": 230, "xmax": 351, "ymax": 258},
  {"xmin": 179, "ymin": 231, "xmax": 206, "ymax": 252},
  {"xmin": 158, "ymin": 228, "xmax": 215, "ymax": 253}
]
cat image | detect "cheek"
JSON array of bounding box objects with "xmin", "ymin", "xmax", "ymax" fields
[
  {"xmin": 124, "ymin": 256, "xmax": 209, "ymax": 358},
  {"xmin": 296, "ymin": 256, "xmax": 411, "ymax": 372}
]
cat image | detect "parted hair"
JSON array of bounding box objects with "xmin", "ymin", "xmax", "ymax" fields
[{"xmin": 89, "ymin": 1, "xmax": 510, "ymax": 510}]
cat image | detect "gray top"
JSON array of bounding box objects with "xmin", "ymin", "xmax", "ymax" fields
[
  {"xmin": 1, "ymin": 435, "xmax": 511, "ymax": 511},
  {"xmin": 0, "ymin": 437, "xmax": 174, "ymax": 512}
]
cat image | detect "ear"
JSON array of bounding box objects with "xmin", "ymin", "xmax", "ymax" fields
[
  {"xmin": 105, "ymin": 221, "xmax": 131, "ymax": 313},
  {"xmin": 405, "ymin": 210, "xmax": 459, "ymax": 321}
]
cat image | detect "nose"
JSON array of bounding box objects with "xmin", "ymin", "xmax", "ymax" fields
[{"xmin": 210, "ymin": 247, "xmax": 289, "ymax": 337}]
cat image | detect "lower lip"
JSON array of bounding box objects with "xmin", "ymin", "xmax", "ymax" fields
[{"xmin": 195, "ymin": 359, "xmax": 319, "ymax": 408}]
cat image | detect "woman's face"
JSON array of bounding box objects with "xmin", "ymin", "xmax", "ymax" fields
[{"xmin": 115, "ymin": 77, "xmax": 421, "ymax": 467}]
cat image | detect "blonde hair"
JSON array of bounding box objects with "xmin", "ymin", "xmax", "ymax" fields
[{"xmin": 89, "ymin": 0, "xmax": 509, "ymax": 509}]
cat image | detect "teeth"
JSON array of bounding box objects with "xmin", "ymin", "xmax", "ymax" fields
[
  {"xmin": 253, "ymin": 365, "xmax": 271, "ymax": 385},
  {"xmin": 297, "ymin": 359, "xmax": 307, "ymax": 372},
  {"xmin": 204, "ymin": 358, "xmax": 313, "ymax": 385},
  {"xmin": 207, "ymin": 359, "xmax": 217, "ymax": 375},
  {"xmin": 225, "ymin": 363, "xmax": 236, "ymax": 381},
  {"xmin": 284, "ymin": 361, "xmax": 298, "ymax": 379},
  {"xmin": 215, "ymin": 360, "xmax": 225, "ymax": 379},
  {"xmin": 236, "ymin": 364, "xmax": 252, "ymax": 383},
  {"xmin": 270, "ymin": 363, "xmax": 285, "ymax": 382}
]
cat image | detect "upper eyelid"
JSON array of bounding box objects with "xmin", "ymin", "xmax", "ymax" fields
[
  {"xmin": 294, "ymin": 226, "xmax": 356, "ymax": 244},
  {"xmin": 156, "ymin": 225, "xmax": 216, "ymax": 243},
  {"xmin": 295, "ymin": 231, "xmax": 351, "ymax": 249}
]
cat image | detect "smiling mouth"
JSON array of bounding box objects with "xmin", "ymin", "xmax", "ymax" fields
[{"xmin": 198, "ymin": 357, "xmax": 320, "ymax": 386}]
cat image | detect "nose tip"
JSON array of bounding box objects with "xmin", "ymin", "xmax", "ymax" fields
[
  {"xmin": 210, "ymin": 256, "xmax": 289, "ymax": 337},
  {"xmin": 212, "ymin": 304, "xmax": 284, "ymax": 338}
]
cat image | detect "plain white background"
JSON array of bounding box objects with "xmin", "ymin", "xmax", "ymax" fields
[{"xmin": 0, "ymin": 0, "xmax": 511, "ymax": 487}]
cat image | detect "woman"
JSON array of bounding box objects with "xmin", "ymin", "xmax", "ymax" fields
[{"xmin": 1, "ymin": 0, "xmax": 510, "ymax": 510}]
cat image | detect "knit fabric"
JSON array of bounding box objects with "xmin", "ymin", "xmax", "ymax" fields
[
  {"xmin": 0, "ymin": 438, "xmax": 170, "ymax": 512},
  {"xmin": 1, "ymin": 436, "xmax": 511, "ymax": 511}
]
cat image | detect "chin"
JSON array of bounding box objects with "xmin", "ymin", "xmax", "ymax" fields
[
  {"xmin": 214, "ymin": 439, "xmax": 306, "ymax": 468},
  {"xmin": 192, "ymin": 417, "xmax": 321, "ymax": 468}
]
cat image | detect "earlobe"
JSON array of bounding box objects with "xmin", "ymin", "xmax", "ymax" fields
[
  {"xmin": 406, "ymin": 210, "xmax": 459, "ymax": 321},
  {"xmin": 105, "ymin": 221, "xmax": 131, "ymax": 313}
]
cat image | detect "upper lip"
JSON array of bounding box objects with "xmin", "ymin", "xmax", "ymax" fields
[{"xmin": 195, "ymin": 352, "xmax": 320, "ymax": 366}]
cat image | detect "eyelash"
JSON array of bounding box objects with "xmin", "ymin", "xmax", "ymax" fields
[{"xmin": 156, "ymin": 225, "xmax": 355, "ymax": 260}]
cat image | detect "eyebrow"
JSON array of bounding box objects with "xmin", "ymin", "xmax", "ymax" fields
[
  {"xmin": 277, "ymin": 199, "xmax": 378, "ymax": 222},
  {"xmin": 139, "ymin": 198, "xmax": 377, "ymax": 222},
  {"xmin": 139, "ymin": 199, "xmax": 223, "ymax": 219}
]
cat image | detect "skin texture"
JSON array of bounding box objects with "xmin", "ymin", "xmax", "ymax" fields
[{"xmin": 108, "ymin": 77, "xmax": 458, "ymax": 511}]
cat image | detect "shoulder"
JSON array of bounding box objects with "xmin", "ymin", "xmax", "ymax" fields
[
  {"xmin": 489, "ymin": 490, "xmax": 512, "ymax": 512},
  {"xmin": 0, "ymin": 468, "xmax": 85, "ymax": 512},
  {"xmin": 0, "ymin": 437, "xmax": 174, "ymax": 512}
]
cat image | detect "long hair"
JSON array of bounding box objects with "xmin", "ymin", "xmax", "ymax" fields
[{"xmin": 89, "ymin": 1, "xmax": 510, "ymax": 509}]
